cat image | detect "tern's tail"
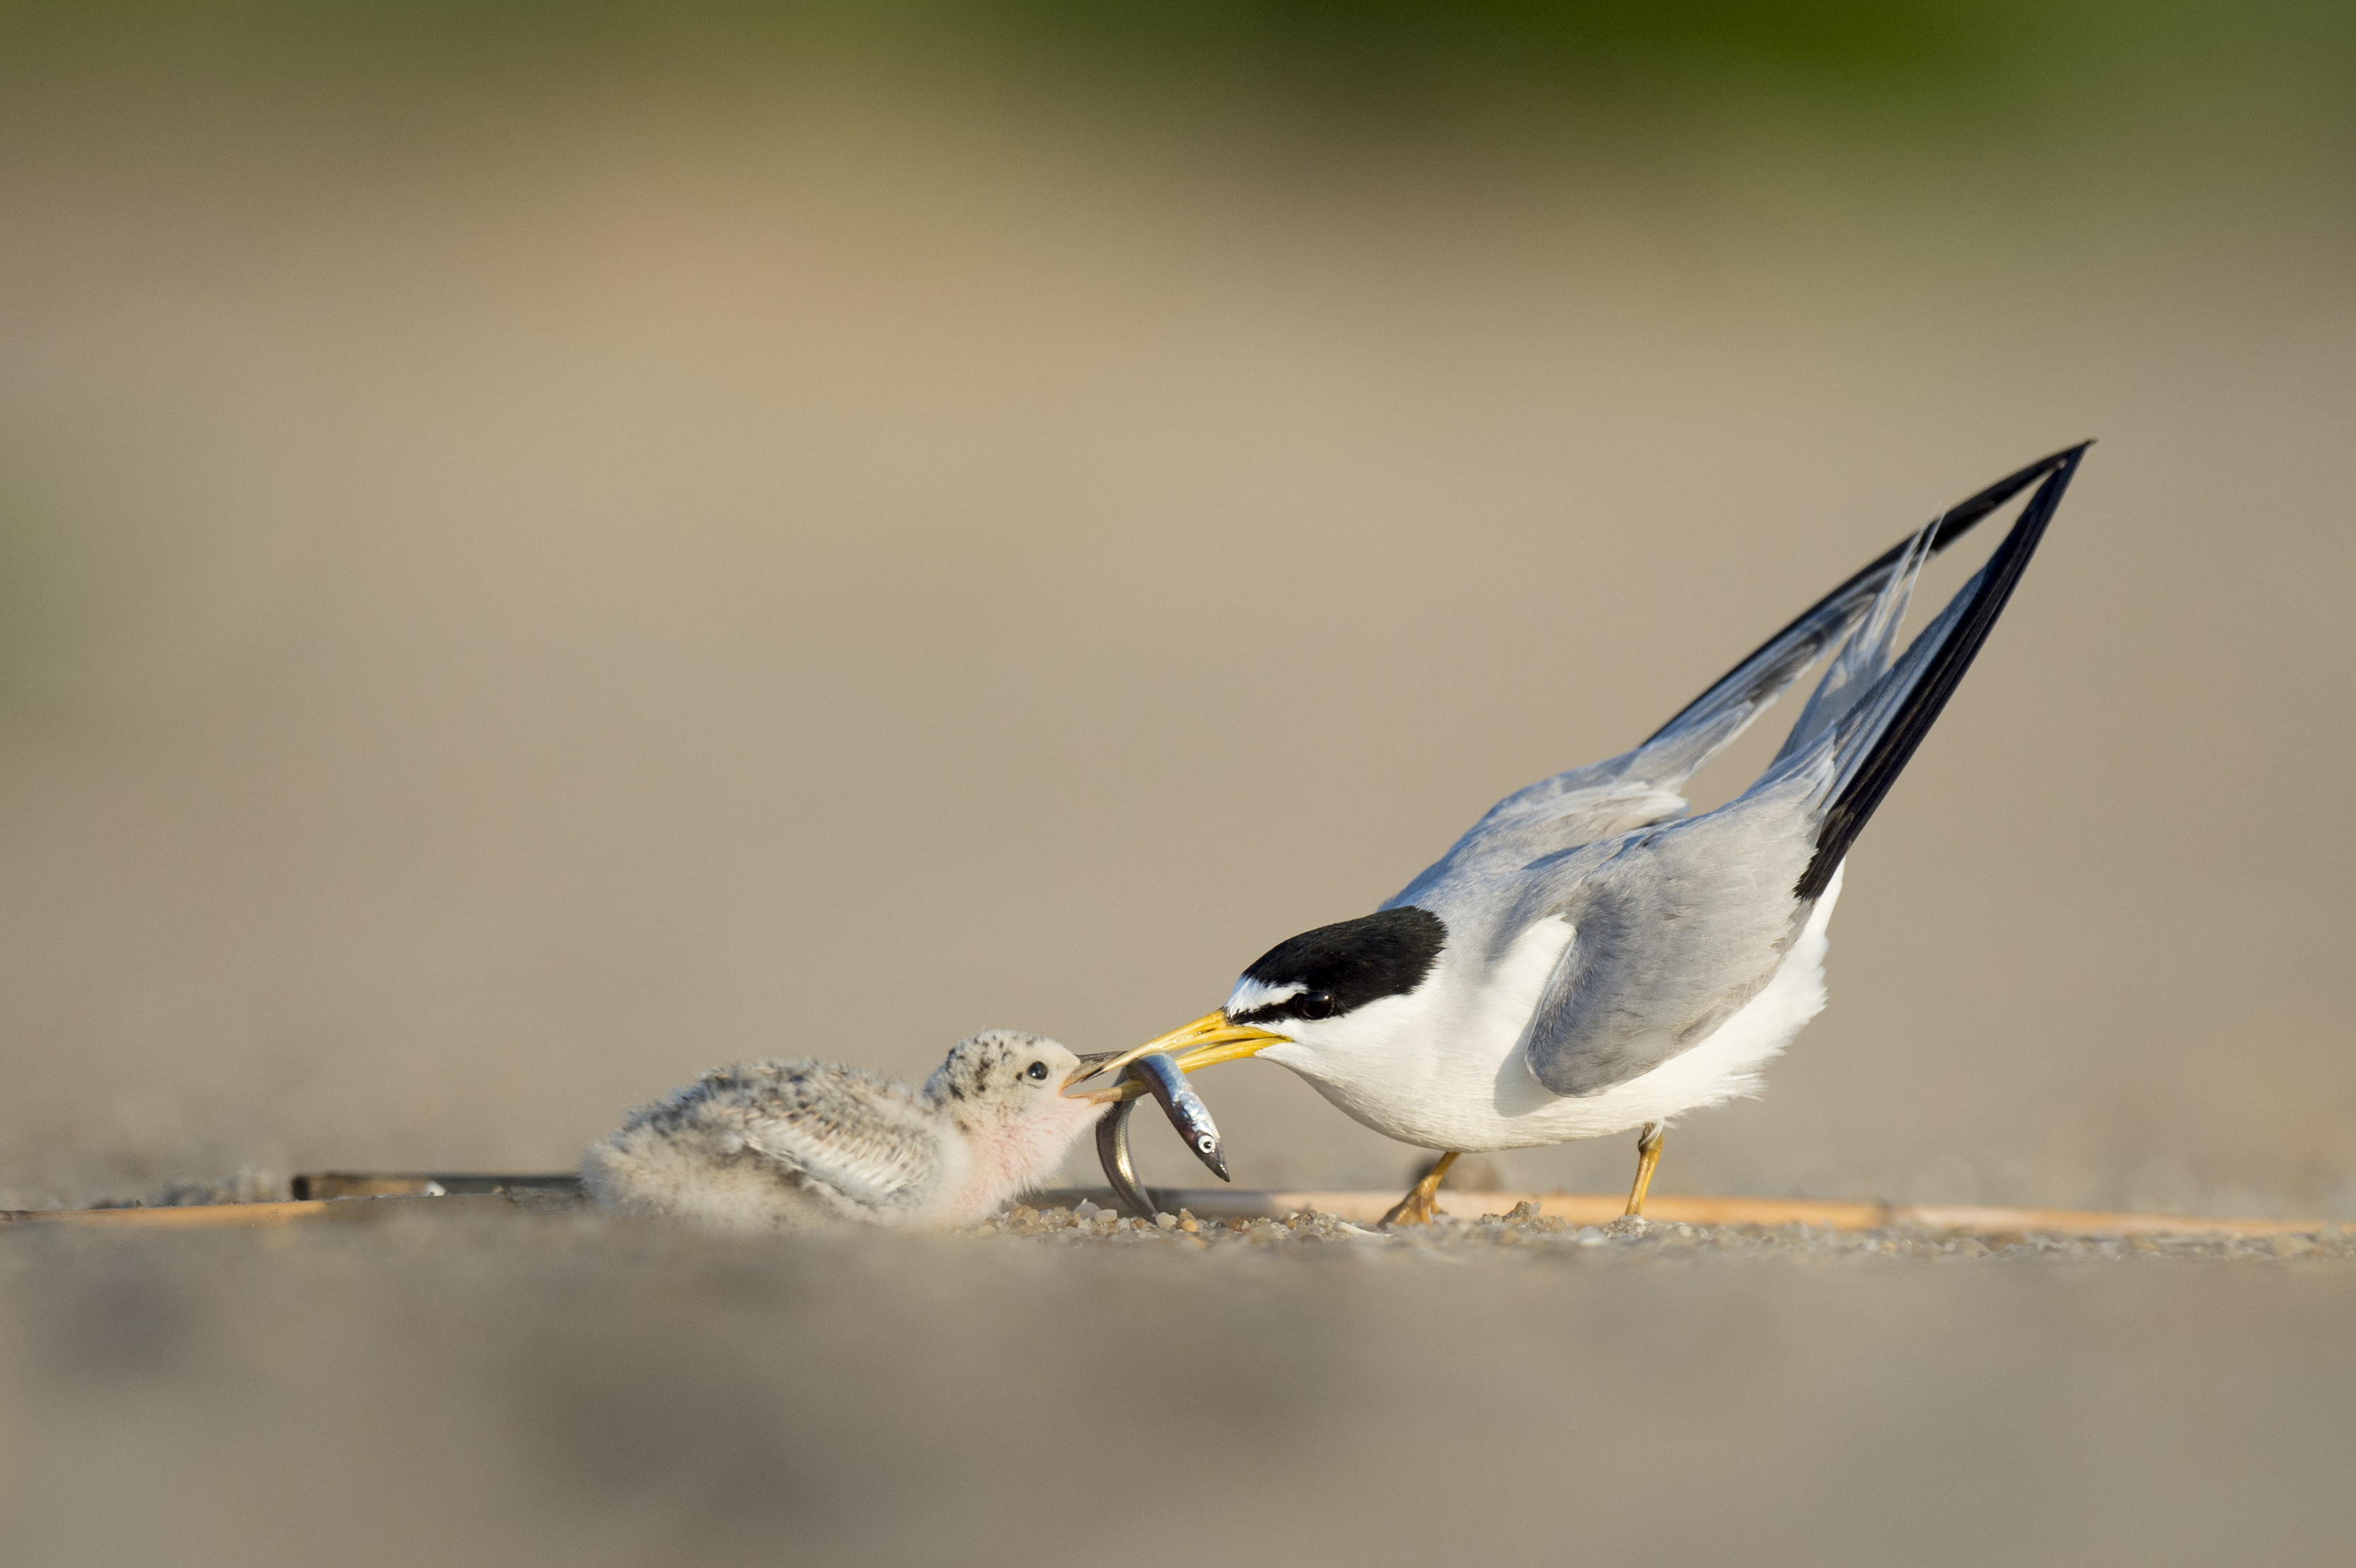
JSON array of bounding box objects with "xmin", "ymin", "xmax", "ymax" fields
[
  {"xmin": 1630, "ymin": 444, "xmax": 2093, "ymax": 786},
  {"xmin": 1776, "ymin": 442, "xmax": 2091, "ymax": 900}
]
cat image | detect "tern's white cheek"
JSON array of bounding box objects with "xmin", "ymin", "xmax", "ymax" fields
[
  {"xmin": 1251, "ymin": 991, "xmax": 1436, "ymax": 1082},
  {"xmin": 1256, "ymin": 1025, "xmax": 1337, "ymax": 1072},
  {"xmin": 1257, "ymin": 1039, "xmax": 1316, "ymax": 1073}
]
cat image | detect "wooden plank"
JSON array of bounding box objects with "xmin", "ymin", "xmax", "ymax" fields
[
  {"xmin": 5, "ymin": 1183, "xmax": 2338, "ymax": 1239},
  {"xmin": 1892, "ymin": 1203, "xmax": 2332, "ymax": 1239},
  {"xmin": 1030, "ymin": 1188, "xmax": 2343, "ymax": 1238},
  {"xmin": 1031, "ymin": 1189, "xmax": 1893, "ymax": 1226},
  {"xmin": 291, "ymin": 1172, "xmax": 584, "ymax": 1200},
  {"xmin": 4, "ymin": 1199, "xmax": 346, "ymax": 1228},
  {"xmin": 0, "ymin": 1194, "xmax": 528, "ymax": 1229},
  {"xmin": 1443, "ymin": 1192, "xmax": 1895, "ymax": 1229}
]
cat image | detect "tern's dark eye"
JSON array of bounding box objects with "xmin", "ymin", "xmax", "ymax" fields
[
  {"xmin": 1296, "ymin": 992, "xmax": 1336, "ymax": 1021},
  {"xmin": 1025, "ymin": 1061, "xmax": 1049, "ymax": 1081}
]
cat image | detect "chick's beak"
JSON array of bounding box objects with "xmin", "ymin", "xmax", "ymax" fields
[{"xmin": 1061, "ymin": 1010, "xmax": 1288, "ymax": 1103}]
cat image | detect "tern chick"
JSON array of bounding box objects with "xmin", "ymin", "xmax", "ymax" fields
[{"xmin": 583, "ymin": 1031, "xmax": 1108, "ymax": 1231}]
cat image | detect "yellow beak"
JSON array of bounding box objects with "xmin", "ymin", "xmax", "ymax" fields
[{"xmin": 1062, "ymin": 1009, "xmax": 1290, "ymax": 1103}]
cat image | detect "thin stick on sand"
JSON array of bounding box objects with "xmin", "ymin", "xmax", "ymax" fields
[{"xmin": 0, "ymin": 1179, "xmax": 2340, "ymax": 1239}]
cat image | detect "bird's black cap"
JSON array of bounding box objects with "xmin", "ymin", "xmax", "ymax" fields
[{"xmin": 1229, "ymin": 907, "xmax": 1448, "ymax": 1024}]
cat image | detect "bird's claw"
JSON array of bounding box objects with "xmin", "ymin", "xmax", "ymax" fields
[
  {"xmin": 1380, "ymin": 1152, "xmax": 1459, "ymax": 1227},
  {"xmin": 1380, "ymin": 1189, "xmax": 1440, "ymax": 1227}
]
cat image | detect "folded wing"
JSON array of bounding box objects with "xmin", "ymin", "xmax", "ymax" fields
[
  {"xmin": 1391, "ymin": 445, "xmax": 2085, "ymax": 906},
  {"xmin": 1522, "ymin": 445, "xmax": 2087, "ymax": 1098},
  {"xmin": 1522, "ymin": 791, "xmax": 1818, "ymax": 1097}
]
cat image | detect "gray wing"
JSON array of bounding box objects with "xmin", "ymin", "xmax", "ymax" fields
[
  {"xmin": 1521, "ymin": 788, "xmax": 1817, "ymax": 1098},
  {"xmin": 1387, "ymin": 554, "xmax": 1907, "ymax": 908},
  {"xmin": 708, "ymin": 1064, "xmax": 945, "ymax": 1210},
  {"xmin": 1389, "ymin": 446, "xmax": 2077, "ymax": 910},
  {"xmin": 1385, "ymin": 501, "xmax": 2017, "ymax": 903},
  {"xmin": 1521, "ymin": 441, "xmax": 2090, "ymax": 1095}
]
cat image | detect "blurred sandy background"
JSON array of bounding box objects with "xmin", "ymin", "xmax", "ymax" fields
[
  {"xmin": 4, "ymin": 8, "xmax": 2355, "ymax": 1567},
  {"xmin": 1, "ymin": 3, "xmax": 2352, "ymax": 1215}
]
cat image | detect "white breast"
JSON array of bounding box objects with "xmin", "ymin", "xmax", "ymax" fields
[{"xmin": 1262, "ymin": 864, "xmax": 1844, "ymax": 1151}]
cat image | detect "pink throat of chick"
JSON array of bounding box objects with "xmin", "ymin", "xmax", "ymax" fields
[{"xmin": 940, "ymin": 1090, "xmax": 1107, "ymax": 1226}]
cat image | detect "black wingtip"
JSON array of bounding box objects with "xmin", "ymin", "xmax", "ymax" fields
[
  {"xmin": 1640, "ymin": 442, "xmax": 2091, "ymax": 750},
  {"xmin": 1793, "ymin": 444, "xmax": 2091, "ymax": 900},
  {"xmin": 1921, "ymin": 441, "xmax": 2090, "ymax": 553}
]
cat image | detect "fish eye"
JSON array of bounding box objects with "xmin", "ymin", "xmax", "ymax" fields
[
  {"xmin": 1296, "ymin": 992, "xmax": 1336, "ymax": 1020},
  {"xmin": 1025, "ymin": 1061, "xmax": 1049, "ymax": 1081},
  {"xmin": 1197, "ymin": 1135, "xmax": 1217, "ymax": 1154}
]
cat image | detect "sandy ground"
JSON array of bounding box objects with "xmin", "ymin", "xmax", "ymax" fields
[{"xmin": 5, "ymin": 1206, "xmax": 2353, "ymax": 1568}]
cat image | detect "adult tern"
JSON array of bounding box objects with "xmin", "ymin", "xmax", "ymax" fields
[{"xmin": 1076, "ymin": 444, "xmax": 2089, "ymax": 1224}]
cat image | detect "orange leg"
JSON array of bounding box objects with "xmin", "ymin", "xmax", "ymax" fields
[
  {"xmin": 1623, "ymin": 1123, "xmax": 1664, "ymax": 1218},
  {"xmin": 1382, "ymin": 1151, "xmax": 1460, "ymax": 1226}
]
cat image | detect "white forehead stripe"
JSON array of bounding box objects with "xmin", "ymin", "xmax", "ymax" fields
[{"xmin": 1225, "ymin": 978, "xmax": 1306, "ymax": 1015}]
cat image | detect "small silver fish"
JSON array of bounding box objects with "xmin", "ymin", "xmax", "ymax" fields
[
  {"xmin": 1090, "ymin": 1051, "xmax": 1231, "ymax": 1217},
  {"xmin": 1129, "ymin": 1051, "xmax": 1228, "ymax": 1183},
  {"xmin": 1095, "ymin": 1096, "xmax": 1155, "ymax": 1219}
]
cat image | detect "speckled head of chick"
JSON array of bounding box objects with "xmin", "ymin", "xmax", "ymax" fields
[{"xmin": 582, "ymin": 1031, "xmax": 1112, "ymax": 1233}]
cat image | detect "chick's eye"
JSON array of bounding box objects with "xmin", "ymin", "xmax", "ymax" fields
[
  {"xmin": 1025, "ymin": 1061, "xmax": 1049, "ymax": 1081},
  {"xmin": 1297, "ymin": 992, "xmax": 1336, "ymax": 1021}
]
